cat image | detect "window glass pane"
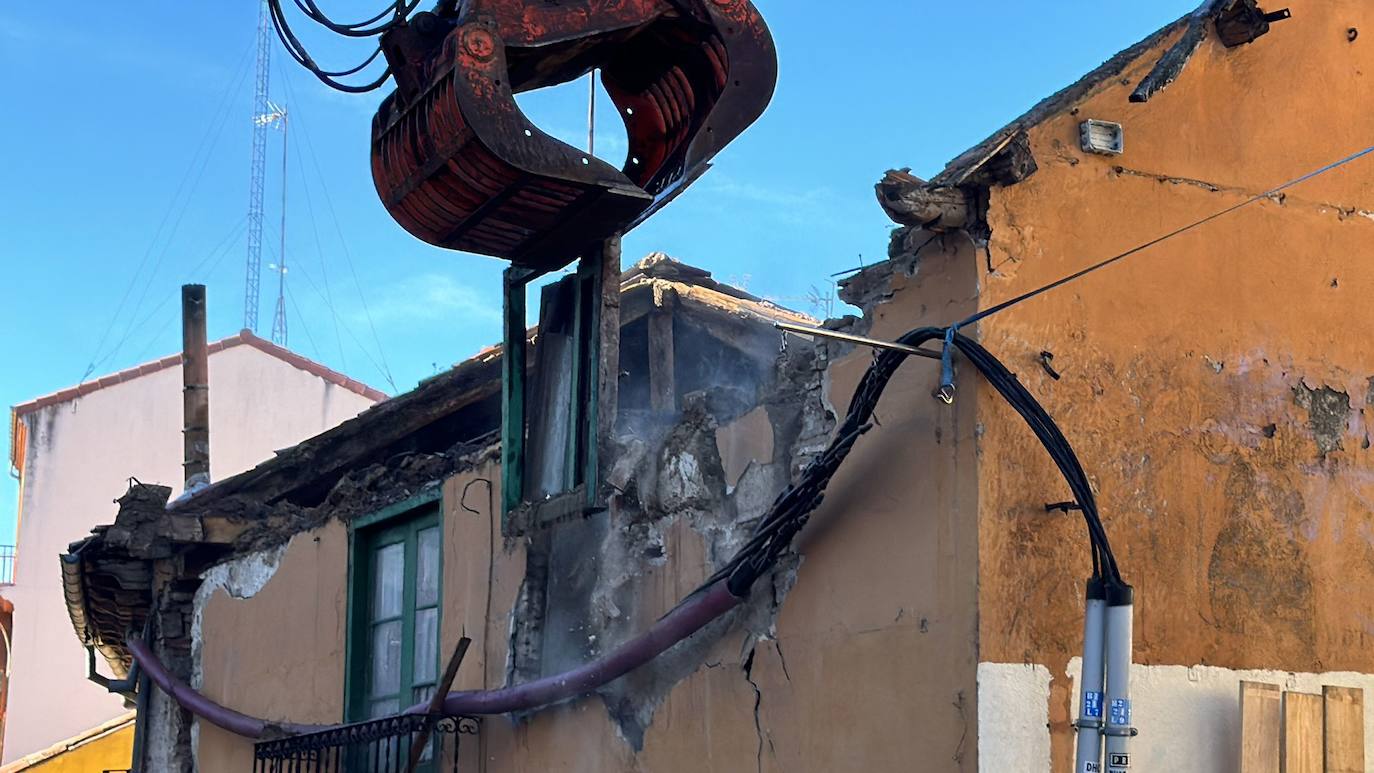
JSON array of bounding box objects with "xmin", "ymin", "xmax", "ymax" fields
[
  {"xmin": 369, "ymin": 698, "xmax": 400, "ymax": 719},
  {"xmin": 413, "ymin": 607, "xmax": 439, "ymax": 684},
  {"xmin": 372, "ymin": 543, "xmax": 404, "ymax": 620},
  {"xmin": 370, "ymin": 620, "xmax": 402, "ymax": 697},
  {"xmin": 413, "ymin": 684, "xmax": 436, "ymax": 706},
  {"xmin": 416, "ymin": 526, "xmax": 441, "ymax": 607}
]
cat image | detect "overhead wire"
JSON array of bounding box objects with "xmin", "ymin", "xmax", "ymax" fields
[
  {"xmin": 705, "ymin": 144, "xmax": 1374, "ymax": 595},
  {"xmin": 279, "ymin": 69, "xmax": 351, "ymax": 372},
  {"xmin": 286, "ymin": 253, "xmax": 397, "ymax": 391},
  {"xmin": 284, "ymin": 68, "xmax": 399, "ymax": 391},
  {"xmin": 688, "ymin": 323, "xmax": 1120, "ymax": 611},
  {"xmin": 91, "ymin": 53, "xmax": 255, "ymax": 373},
  {"xmin": 924, "ymin": 142, "xmax": 1374, "ymax": 479},
  {"xmin": 125, "ymin": 218, "xmax": 250, "ymax": 365},
  {"xmin": 80, "ymin": 40, "xmax": 256, "ymax": 383},
  {"xmin": 287, "ymin": 123, "xmax": 349, "ymax": 369},
  {"xmin": 102, "ymin": 71, "xmax": 254, "ymax": 374},
  {"xmin": 952, "ymin": 142, "xmax": 1374, "ymax": 331},
  {"xmin": 771, "ymin": 143, "xmax": 1374, "ymax": 594},
  {"xmin": 285, "ymin": 283, "xmax": 324, "ymax": 362}
]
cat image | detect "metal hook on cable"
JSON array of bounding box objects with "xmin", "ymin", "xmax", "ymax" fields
[{"xmin": 935, "ymin": 326, "xmax": 958, "ymax": 404}]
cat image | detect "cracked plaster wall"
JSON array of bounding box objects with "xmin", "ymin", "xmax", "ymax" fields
[
  {"xmin": 968, "ymin": 2, "xmax": 1374, "ymax": 768},
  {"xmin": 189, "ymin": 543, "xmax": 285, "ymax": 763}
]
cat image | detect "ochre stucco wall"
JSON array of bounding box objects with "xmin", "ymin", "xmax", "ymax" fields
[
  {"xmin": 972, "ymin": 1, "xmax": 1374, "ymax": 766},
  {"xmin": 196, "ymin": 522, "xmax": 349, "ymax": 772},
  {"xmin": 13, "ymin": 723, "xmax": 133, "ymax": 772}
]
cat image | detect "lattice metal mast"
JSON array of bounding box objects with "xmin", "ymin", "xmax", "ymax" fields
[
  {"xmin": 269, "ymin": 107, "xmax": 289, "ymax": 346},
  {"xmin": 243, "ymin": 0, "xmax": 272, "ymax": 332}
]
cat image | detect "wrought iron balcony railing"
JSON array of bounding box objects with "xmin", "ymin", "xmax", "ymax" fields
[{"xmin": 253, "ymin": 713, "xmax": 479, "ymax": 772}]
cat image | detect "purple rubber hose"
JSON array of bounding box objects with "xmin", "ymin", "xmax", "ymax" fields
[{"xmin": 127, "ymin": 580, "xmax": 742, "ymax": 739}]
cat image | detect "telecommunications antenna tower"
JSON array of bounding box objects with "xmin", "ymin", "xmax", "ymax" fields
[{"xmin": 243, "ymin": 0, "xmax": 272, "ymax": 333}]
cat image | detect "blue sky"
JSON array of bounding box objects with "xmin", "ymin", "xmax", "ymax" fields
[{"xmin": 0, "ymin": 1, "xmax": 1199, "ymax": 542}]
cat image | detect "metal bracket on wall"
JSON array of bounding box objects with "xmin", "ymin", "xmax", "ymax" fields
[{"xmin": 1216, "ymin": 1, "xmax": 1292, "ymax": 48}]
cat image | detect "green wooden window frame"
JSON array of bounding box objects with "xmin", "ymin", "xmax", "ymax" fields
[
  {"xmin": 502, "ymin": 260, "xmax": 604, "ymax": 517},
  {"xmin": 345, "ymin": 492, "xmax": 444, "ymax": 725}
]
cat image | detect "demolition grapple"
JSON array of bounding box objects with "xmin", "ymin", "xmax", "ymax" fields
[{"xmin": 370, "ymin": 0, "xmax": 778, "ymax": 270}]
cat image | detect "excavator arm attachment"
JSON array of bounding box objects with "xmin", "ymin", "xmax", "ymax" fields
[{"xmin": 371, "ymin": 0, "xmax": 777, "ymax": 270}]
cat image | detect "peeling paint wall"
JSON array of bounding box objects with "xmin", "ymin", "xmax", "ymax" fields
[
  {"xmin": 971, "ymin": 1, "xmax": 1374, "ymax": 767},
  {"xmin": 194, "ymin": 523, "xmax": 349, "ymax": 772}
]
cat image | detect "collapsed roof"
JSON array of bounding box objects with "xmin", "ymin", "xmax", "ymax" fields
[{"xmin": 61, "ymin": 254, "xmax": 814, "ymax": 677}]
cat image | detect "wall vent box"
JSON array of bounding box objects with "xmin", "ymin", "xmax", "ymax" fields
[{"xmin": 1080, "ymin": 120, "xmax": 1124, "ymax": 156}]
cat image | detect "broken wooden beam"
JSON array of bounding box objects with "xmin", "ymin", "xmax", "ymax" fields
[
  {"xmin": 405, "ymin": 637, "xmax": 472, "ymax": 773},
  {"xmin": 1131, "ymin": 0, "xmax": 1230, "ymax": 103},
  {"xmin": 648, "ymin": 307, "xmax": 676, "ymax": 414},
  {"xmin": 875, "ymin": 169, "xmax": 971, "ymax": 230}
]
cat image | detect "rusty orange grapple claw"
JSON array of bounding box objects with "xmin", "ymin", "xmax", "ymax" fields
[{"xmin": 371, "ymin": 0, "xmax": 778, "ymax": 272}]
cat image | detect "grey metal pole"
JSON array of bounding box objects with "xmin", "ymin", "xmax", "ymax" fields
[
  {"xmin": 1102, "ymin": 584, "xmax": 1136, "ymax": 773},
  {"xmin": 1074, "ymin": 579, "xmax": 1107, "ymax": 773}
]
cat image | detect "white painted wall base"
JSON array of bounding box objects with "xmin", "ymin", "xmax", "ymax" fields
[
  {"xmin": 978, "ymin": 660, "xmax": 1374, "ymax": 772},
  {"xmin": 978, "ymin": 663, "xmax": 1053, "ymax": 773}
]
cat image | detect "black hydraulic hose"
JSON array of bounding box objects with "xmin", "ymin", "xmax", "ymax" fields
[
  {"xmin": 291, "ymin": 0, "xmax": 418, "ymax": 36},
  {"xmin": 268, "ymin": 0, "xmax": 395, "ymax": 92}
]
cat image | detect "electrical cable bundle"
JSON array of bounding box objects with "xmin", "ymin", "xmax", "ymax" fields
[
  {"xmin": 127, "ymin": 323, "xmax": 1133, "ymax": 732},
  {"xmin": 952, "ymin": 333, "xmax": 1123, "ymax": 588},
  {"xmin": 267, "ymin": 0, "xmax": 424, "ymax": 92},
  {"xmin": 710, "ymin": 326, "xmax": 1124, "ymax": 599}
]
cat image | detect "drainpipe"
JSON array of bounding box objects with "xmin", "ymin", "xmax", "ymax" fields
[
  {"xmin": 87, "ymin": 645, "xmax": 140, "ymax": 702},
  {"xmin": 131, "ymin": 668, "xmax": 151, "ymax": 772},
  {"xmin": 182, "ymin": 284, "xmax": 210, "ymax": 492}
]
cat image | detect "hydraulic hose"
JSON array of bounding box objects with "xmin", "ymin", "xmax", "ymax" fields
[
  {"xmin": 126, "ymin": 582, "xmax": 741, "ymax": 739},
  {"xmin": 127, "ymin": 637, "xmax": 329, "ymax": 738},
  {"xmin": 430, "ymin": 581, "xmax": 740, "ymax": 716}
]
